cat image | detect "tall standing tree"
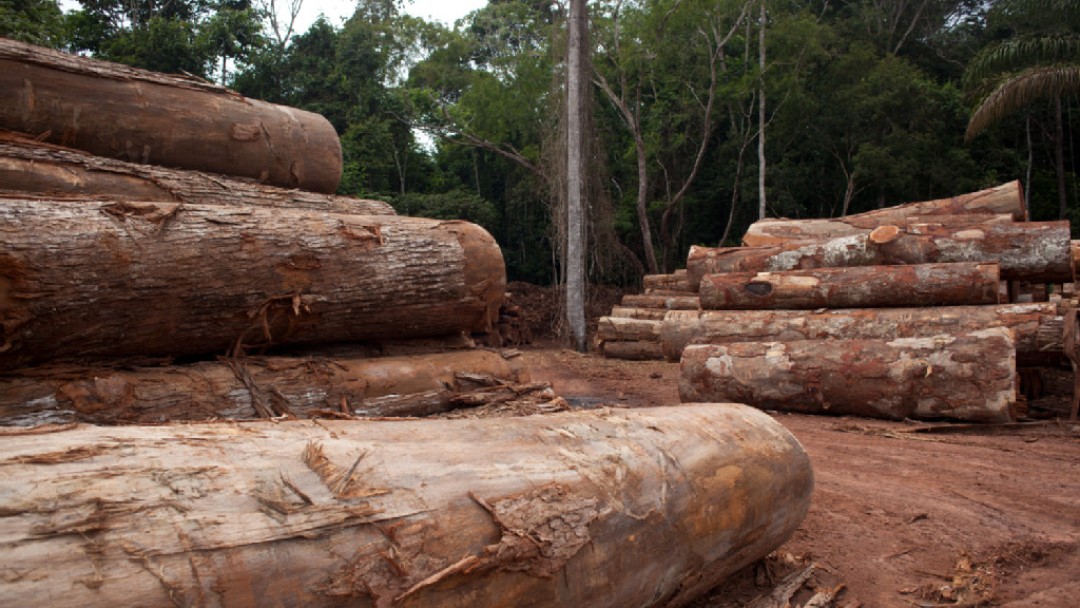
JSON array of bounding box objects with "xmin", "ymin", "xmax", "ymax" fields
[{"xmin": 566, "ymin": 0, "xmax": 587, "ymax": 351}]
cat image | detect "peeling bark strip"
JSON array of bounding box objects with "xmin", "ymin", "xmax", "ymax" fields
[
  {"xmin": 0, "ymin": 200, "xmax": 505, "ymax": 370},
  {"xmin": 687, "ymin": 220, "xmax": 1072, "ymax": 288},
  {"xmin": 0, "ymin": 404, "xmax": 812, "ymax": 607},
  {"xmin": 0, "ymin": 39, "xmax": 342, "ymax": 192},
  {"xmin": 0, "ymin": 131, "xmax": 392, "ymax": 215},
  {"xmin": 0, "ymin": 350, "xmax": 530, "ymax": 425},
  {"xmin": 679, "ymin": 329, "xmax": 1017, "ymax": 422},
  {"xmin": 660, "ymin": 303, "xmax": 1063, "ymax": 365},
  {"xmin": 741, "ymin": 181, "xmax": 1026, "ymax": 247},
  {"xmin": 621, "ymin": 294, "xmax": 701, "ymax": 310},
  {"xmin": 698, "ymin": 263, "xmax": 1000, "ymax": 310}
]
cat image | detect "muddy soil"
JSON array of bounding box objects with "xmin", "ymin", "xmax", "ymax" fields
[{"xmin": 522, "ymin": 345, "xmax": 1080, "ymax": 607}]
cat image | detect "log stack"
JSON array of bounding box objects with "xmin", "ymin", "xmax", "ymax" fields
[{"xmin": 595, "ymin": 270, "xmax": 699, "ymax": 359}]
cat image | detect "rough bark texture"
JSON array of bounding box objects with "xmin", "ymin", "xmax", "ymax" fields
[
  {"xmin": 0, "ymin": 403, "xmax": 813, "ymax": 607},
  {"xmin": 0, "ymin": 200, "xmax": 505, "ymax": 370},
  {"xmin": 0, "ymin": 131, "xmax": 392, "ymax": 214},
  {"xmin": 609, "ymin": 306, "xmax": 670, "ymax": 320},
  {"xmin": 0, "ymin": 350, "xmax": 529, "ymax": 425},
  {"xmin": 698, "ymin": 263, "xmax": 1000, "ymax": 310},
  {"xmin": 643, "ymin": 271, "xmax": 690, "ymax": 292},
  {"xmin": 740, "ymin": 181, "xmax": 1026, "ymax": 247},
  {"xmin": 742, "ymin": 213, "xmax": 1013, "ymax": 247},
  {"xmin": 660, "ymin": 303, "xmax": 1063, "ymax": 365},
  {"xmin": 0, "ymin": 39, "xmax": 342, "ymax": 192},
  {"xmin": 679, "ymin": 329, "xmax": 1017, "ymax": 422},
  {"xmin": 597, "ymin": 317, "xmax": 661, "ymax": 343},
  {"xmin": 621, "ymin": 294, "xmax": 701, "ymax": 310},
  {"xmin": 687, "ymin": 220, "xmax": 1071, "ymax": 289}
]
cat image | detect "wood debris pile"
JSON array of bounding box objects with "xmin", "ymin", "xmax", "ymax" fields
[{"xmin": 599, "ymin": 180, "xmax": 1078, "ymax": 422}]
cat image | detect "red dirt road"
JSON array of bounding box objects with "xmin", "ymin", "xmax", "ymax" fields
[{"xmin": 522, "ymin": 346, "xmax": 1080, "ymax": 607}]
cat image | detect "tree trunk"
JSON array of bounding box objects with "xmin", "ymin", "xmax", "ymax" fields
[
  {"xmin": 599, "ymin": 340, "xmax": 665, "ymax": 360},
  {"xmin": 660, "ymin": 303, "xmax": 1062, "ymax": 365},
  {"xmin": 0, "ymin": 200, "xmax": 505, "ymax": 370},
  {"xmin": 756, "ymin": 0, "xmax": 767, "ymax": 221},
  {"xmin": 741, "ymin": 181, "xmax": 1027, "ymax": 246},
  {"xmin": 0, "ymin": 39, "xmax": 342, "ymax": 193},
  {"xmin": 642, "ymin": 271, "xmax": 689, "ymax": 292},
  {"xmin": 687, "ymin": 220, "xmax": 1072, "ymax": 288},
  {"xmin": 1072, "ymin": 240, "xmax": 1080, "ymax": 281},
  {"xmin": 0, "ymin": 404, "xmax": 812, "ymax": 607},
  {"xmin": 0, "ymin": 130, "xmax": 393, "ymax": 215},
  {"xmin": 565, "ymin": 0, "xmax": 588, "ymax": 353},
  {"xmin": 679, "ymin": 329, "xmax": 1016, "ymax": 422},
  {"xmin": 742, "ymin": 212, "xmax": 1012, "ymax": 247},
  {"xmin": 0, "ymin": 350, "xmax": 530, "ymax": 425},
  {"xmin": 609, "ymin": 306, "xmax": 669, "ymax": 320},
  {"xmin": 621, "ymin": 294, "xmax": 702, "ymax": 310},
  {"xmin": 597, "ymin": 317, "xmax": 661, "ymax": 343},
  {"xmin": 698, "ymin": 263, "xmax": 1000, "ymax": 310}
]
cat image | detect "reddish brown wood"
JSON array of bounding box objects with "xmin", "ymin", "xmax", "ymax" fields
[
  {"xmin": 608, "ymin": 306, "xmax": 669, "ymax": 320},
  {"xmin": 0, "ymin": 131, "xmax": 392, "ymax": 214},
  {"xmin": 0, "ymin": 199, "xmax": 505, "ymax": 370},
  {"xmin": 698, "ymin": 263, "xmax": 1000, "ymax": 310},
  {"xmin": 659, "ymin": 303, "xmax": 1062, "ymax": 365},
  {"xmin": 679, "ymin": 329, "xmax": 1017, "ymax": 422},
  {"xmin": 0, "ymin": 350, "xmax": 530, "ymax": 425},
  {"xmin": 0, "ymin": 39, "xmax": 342, "ymax": 192},
  {"xmin": 599, "ymin": 340, "xmax": 665, "ymax": 360},
  {"xmin": 742, "ymin": 181, "xmax": 1026, "ymax": 246},
  {"xmin": 0, "ymin": 404, "xmax": 812, "ymax": 607},
  {"xmin": 597, "ymin": 317, "xmax": 661, "ymax": 342},
  {"xmin": 643, "ymin": 271, "xmax": 690, "ymax": 292},
  {"xmin": 688, "ymin": 220, "xmax": 1071, "ymax": 288},
  {"xmin": 621, "ymin": 294, "xmax": 701, "ymax": 310}
]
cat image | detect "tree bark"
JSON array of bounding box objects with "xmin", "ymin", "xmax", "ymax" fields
[
  {"xmin": 0, "ymin": 200, "xmax": 505, "ymax": 370},
  {"xmin": 621, "ymin": 294, "xmax": 701, "ymax": 310},
  {"xmin": 597, "ymin": 317, "xmax": 661, "ymax": 343},
  {"xmin": 599, "ymin": 340, "xmax": 665, "ymax": 360},
  {"xmin": 742, "ymin": 213, "xmax": 1012, "ymax": 247},
  {"xmin": 609, "ymin": 306, "xmax": 669, "ymax": 320},
  {"xmin": 0, "ymin": 131, "xmax": 393, "ymax": 215},
  {"xmin": 741, "ymin": 181, "xmax": 1027, "ymax": 246},
  {"xmin": 0, "ymin": 39, "xmax": 342, "ymax": 193},
  {"xmin": 660, "ymin": 303, "xmax": 1062, "ymax": 365},
  {"xmin": 698, "ymin": 263, "xmax": 1000, "ymax": 310},
  {"xmin": 565, "ymin": 0, "xmax": 588, "ymax": 352},
  {"xmin": 0, "ymin": 350, "xmax": 530, "ymax": 425},
  {"xmin": 642, "ymin": 270, "xmax": 689, "ymax": 292},
  {"xmin": 687, "ymin": 220, "xmax": 1072, "ymax": 288},
  {"xmin": 0, "ymin": 403, "xmax": 812, "ymax": 607},
  {"xmin": 679, "ymin": 329, "xmax": 1017, "ymax": 422}
]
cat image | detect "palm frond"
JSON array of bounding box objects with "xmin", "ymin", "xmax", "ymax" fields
[
  {"xmin": 966, "ymin": 65, "xmax": 1080, "ymax": 142},
  {"xmin": 964, "ymin": 35, "xmax": 1080, "ymax": 89}
]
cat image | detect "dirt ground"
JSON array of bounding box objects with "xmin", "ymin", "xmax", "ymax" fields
[{"xmin": 520, "ymin": 344, "xmax": 1080, "ymax": 607}]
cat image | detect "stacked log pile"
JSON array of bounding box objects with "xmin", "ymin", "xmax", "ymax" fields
[
  {"xmin": 668, "ymin": 181, "xmax": 1074, "ymax": 422},
  {"xmin": 595, "ymin": 270, "xmax": 699, "ymax": 359}
]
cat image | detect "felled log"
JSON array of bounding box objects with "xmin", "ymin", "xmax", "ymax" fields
[
  {"xmin": 679, "ymin": 329, "xmax": 1017, "ymax": 422},
  {"xmin": 688, "ymin": 220, "xmax": 1072, "ymax": 288},
  {"xmin": 599, "ymin": 340, "xmax": 665, "ymax": 360},
  {"xmin": 0, "ymin": 199, "xmax": 505, "ymax": 370},
  {"xmin": 597, "ymin": 317, "xmax": 661, "ymax": 343},
  {"xmin": 660, "ymin": 303, "xmax": 1063, "ymax": 365},
  {"xmin": 0, "ymin": 130, "xmax": 392, "ymax": 215},
  {"xmin": 0, "ymin": 38, "xmax": 341, "ymax": 192},
  {"xmin": 609, "ymin": 306, "xmax": 669, "ymax": 320},
  {"xmin": 0, "ymin": 350, "xmax": 530, "ymax": 425},
  {"xmin": 0, "ymin": 403, "xmax": 813, "ymax": 607},
  {"xmin": 742, "ymin": 181, "xmax": 1026, "ymax": 246},
  {"xmin": 621, "ymin": 294, "xmax": 701, "ymax": 310},
  {"xmin": 643, "ymin": 270, "xmax": 690, "ymax": 292},
  {"xmin": 743, "ymin": 213, "xmax": 1015, "ymax": 247},
  {"xmin": 698, "ymin": 263, "xmax": 1000, "ymax": 310},
  {"xmin": 1072, "ymin": 240, "xmax": 1080, "ymax": 282}
]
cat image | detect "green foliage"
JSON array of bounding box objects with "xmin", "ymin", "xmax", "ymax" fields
[
  {"xmin": 0, "ymin": 0, "xmax": 65, "ymax": 46},
  {"xmin": 391, "ymin": 190, "xmax": 499, "ymax": 228}
]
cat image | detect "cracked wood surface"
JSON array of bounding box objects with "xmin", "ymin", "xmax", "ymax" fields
[
  {"xmin": 0, "ymin": 200, "xmax": 505, "ymax": 370},
  {"xmin": 0, "ymin": 39, "xmax": 342, "ymax": 192},
  {"xmin": 0, "ymin": 131, "xmax": 392, "ymax": 215},
  {"xmin": 679, "ymin": 328, "xmax": 1017, "ymax": 422},
  {"xmin": 0, "ymin": 403, "xmax": 812, "ymax": 607}
]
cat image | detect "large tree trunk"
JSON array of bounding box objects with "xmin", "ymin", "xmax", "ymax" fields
[
  {"xmin": 0, "ymin": 131, "xmax": 392, "ymax": 215},
  {"xmin": 621, "ymin": 294, "xmax": 702, "ymax": 310},
  {"xmin": 742, "ymin": 213, "xmax": 1012, "ymax": 247},
  {"xmin": 0, "ymin": 403, "xmax": 812, "ymax": 608},
  {"xmin": 565, "ymin": 0, "xmax": 588, "ymax": 352},
  {"xmin": 0, "ymin": 200, "xmax": 505, "ymax": 370},
  {"xmin": 679, "ymin": 329, "xmax": 1017, "ymax": 422},
  {"xmin": 0, "ymin": 350, "xmax": 530, "ymax": 425},
  {"xmin": 597, "ymin": 317, "xmax": 661, "ymax": 343},
  {"xmin": 741, "ymin": 181, "xmax": 1027, "ymax": 246},
  {"xmin": 687, "ymin": 220, "xmax": 1071, "ymax": 288},
  {"xmin": 0, "ymin": 39, "xmax": 342, "ymax": 193},
  {"xmin": 660, "ymin": 303, "xmax": 1063, "ymax": 365},
  {"xmin": 698, "ymin": 263, "xmax": 1000, "ymax": 310}
]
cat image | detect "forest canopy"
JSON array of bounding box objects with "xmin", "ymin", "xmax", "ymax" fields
[{"xmin": 3, "ymin": 0, "xmax": 1078, "ymax": 283}]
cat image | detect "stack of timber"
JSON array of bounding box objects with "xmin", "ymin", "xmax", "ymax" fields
[
  {"xmin": 0, "ymin": 39, "xmax": 530, "ymax": 423},
  {"xmin": 661, "ymin": 181, "xmax": 1072, "ymax": 422},
  {"xmin": 596, "ymin": 270, "xmax": 699, "ymax": 359}
]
